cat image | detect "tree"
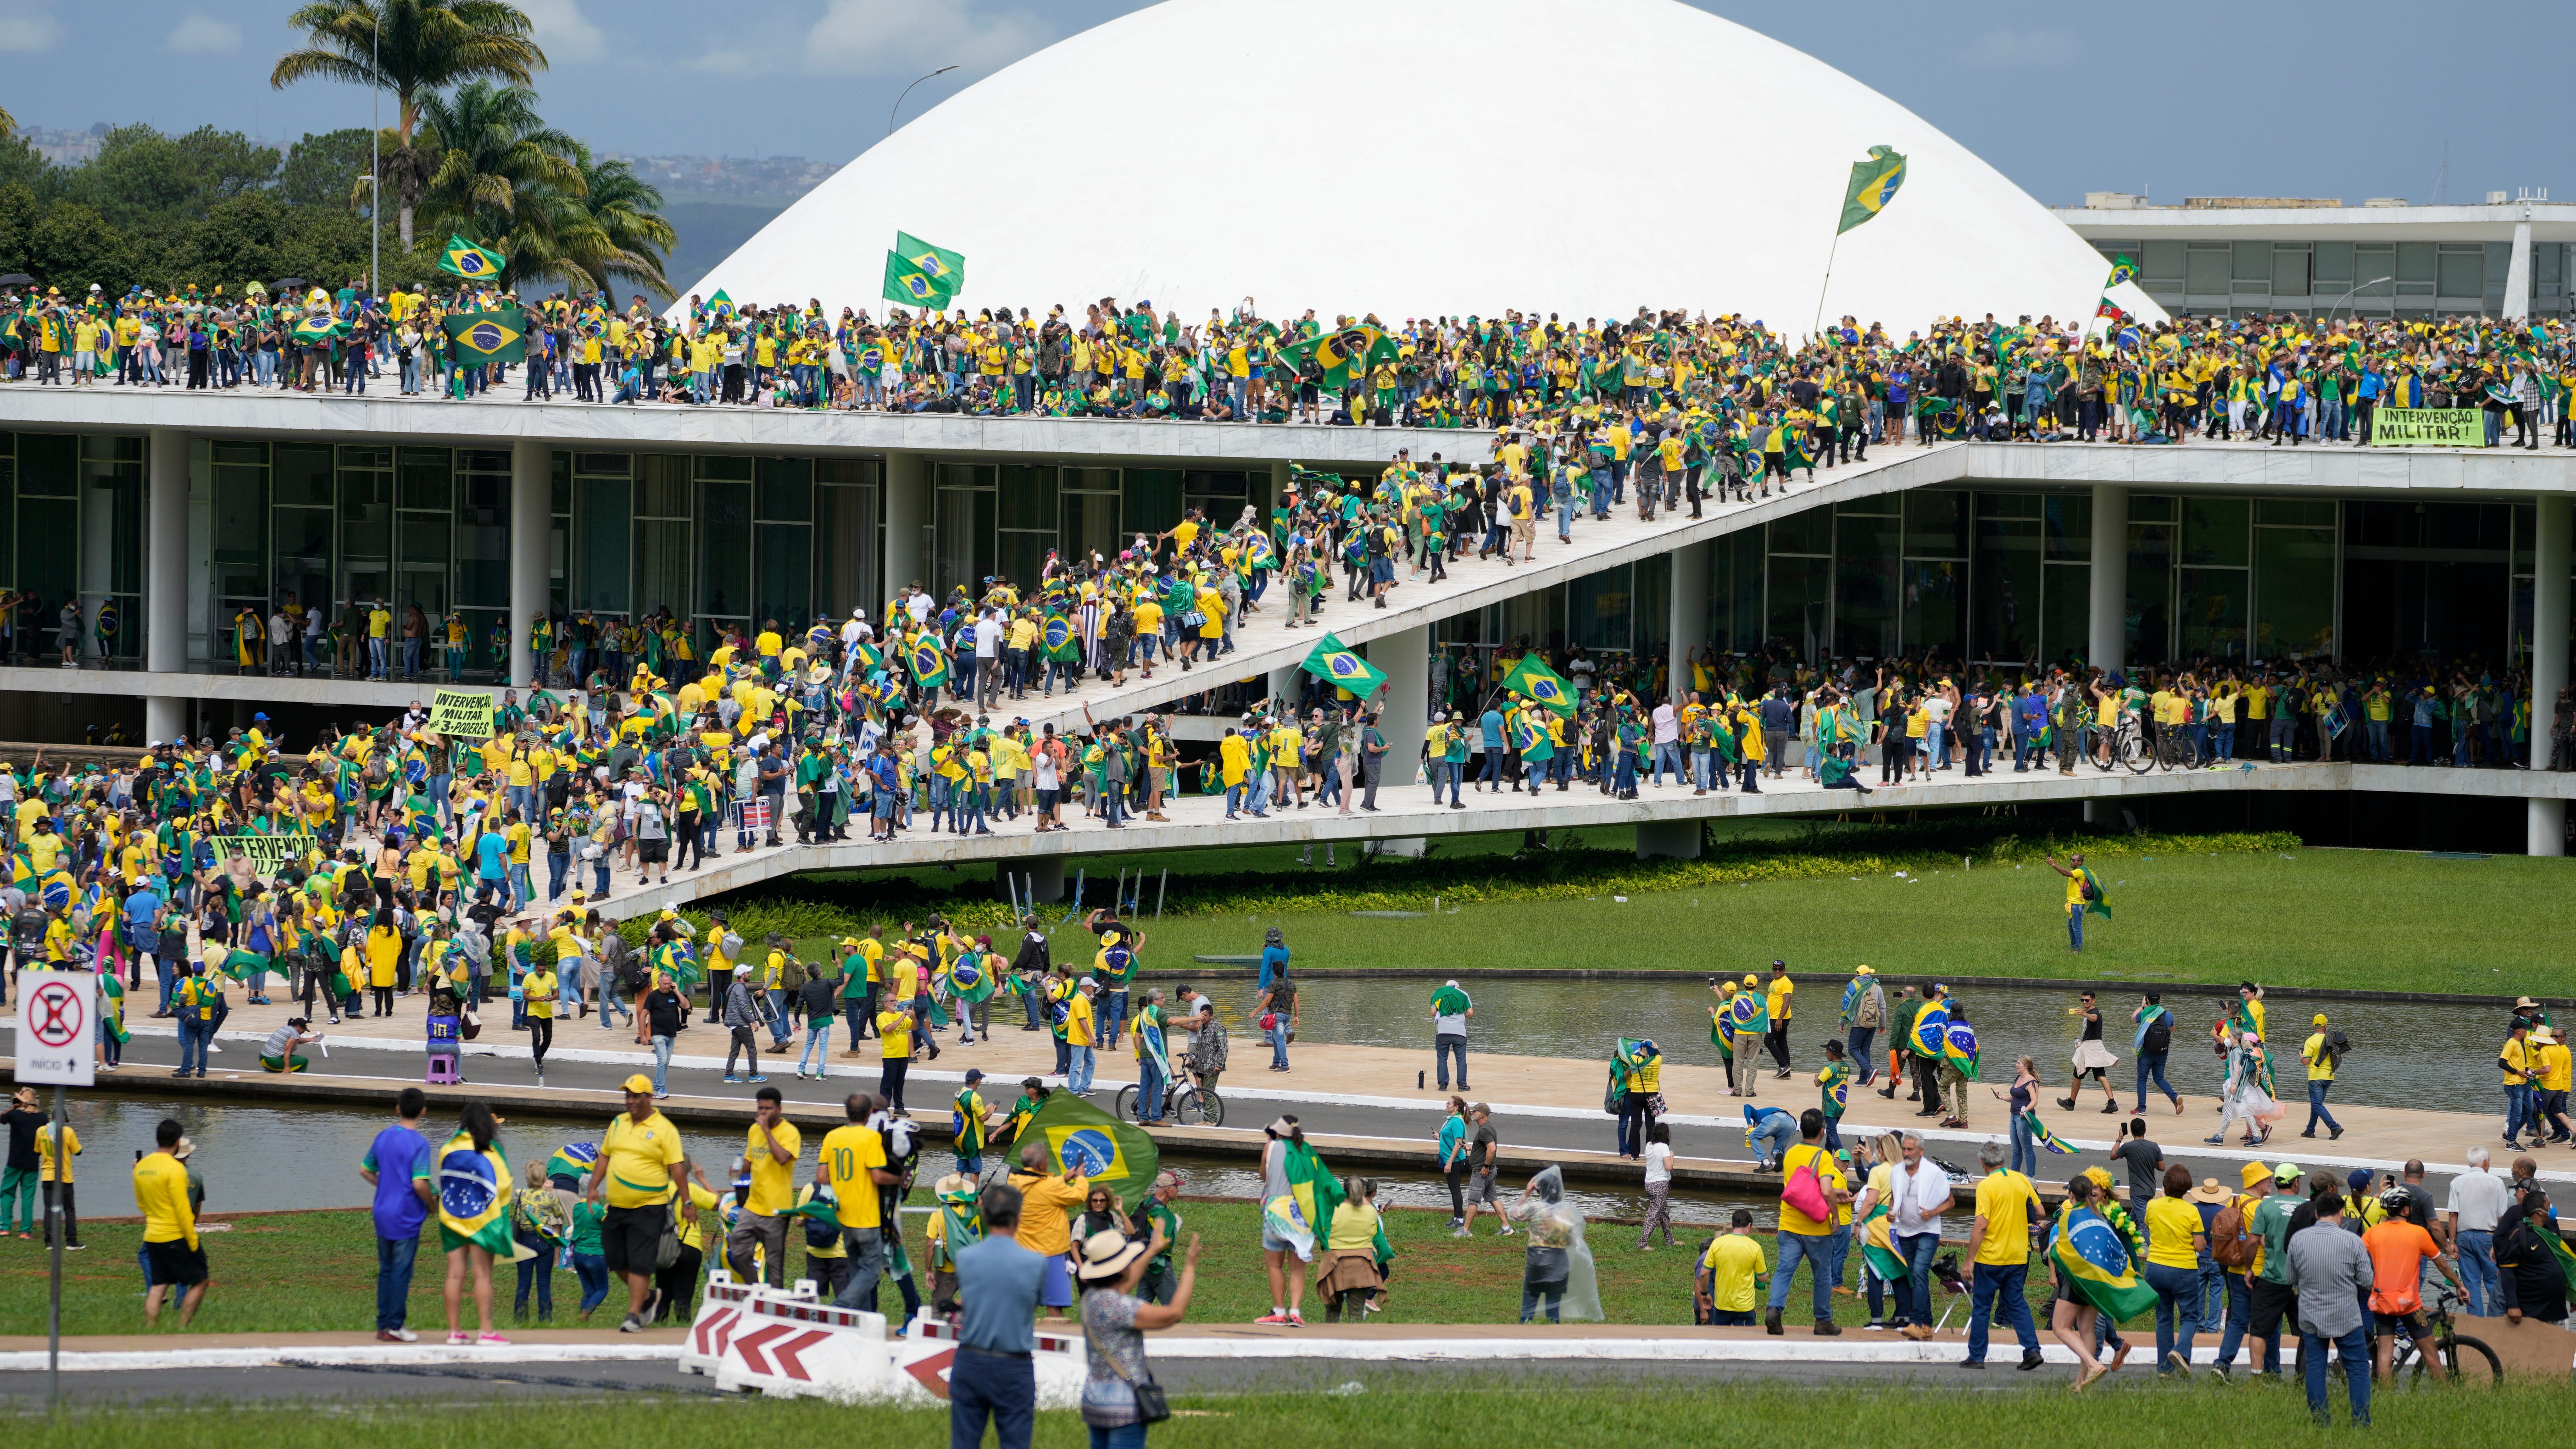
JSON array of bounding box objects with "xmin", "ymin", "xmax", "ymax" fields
[
  {"xmin": 68, "ymin": 126, "xmax": 280, "ymax": 233},
  {"xmin": 508, "ymin": 146, "xmax": 674, "ymax": 301},
  {"xmin": 415, "ymin": 79, "xmax": 580, "ymax": 286},
  {"xmin": 271, "ymin": 0, "xmax": 546, "ymax": 250},
  {"xmin": 185, "ymin": 194, "xmax": 287, "ymax": 293},
  {"xmin": 278, "ymin": 128, "xmax": 376, "ymax": 210},
  {"xmin": 26, "ymin": 200, "xmax": 137, "ymax": 297}
]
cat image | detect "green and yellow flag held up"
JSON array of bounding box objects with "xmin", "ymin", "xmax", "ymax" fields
[
  {"xmin": 1300, "ymin": 632, "xmax": 1385, "ymax": 698},
  {"xmin": 444, "ymin": 305, "xmax": 528, "ymax": 365},
  {"xmin": 439, "ymin": 234, "xmax": 509, "ymax": 281},
  {"xmin": 1837, "ymin": 145, "xmax": 1907, "ymax": 234}
]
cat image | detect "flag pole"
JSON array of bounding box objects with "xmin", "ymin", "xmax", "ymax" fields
[{"xmin": 1812, "ymin": 230, "xmax": 1842, "ymax": 341}]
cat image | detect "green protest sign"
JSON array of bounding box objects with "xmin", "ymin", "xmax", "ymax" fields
[{"xmin": 2369, "ymin": 408, "xmax": 2484, "ymax": 446}]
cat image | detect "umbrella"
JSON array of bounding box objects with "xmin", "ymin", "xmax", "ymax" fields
[
  {"xmin": 272, "ymin": 277, "xmax": 307, "ymax": 293},
  {"xmin": 0, "ymin": 273, "xmax": 34, "ymax": 288}
]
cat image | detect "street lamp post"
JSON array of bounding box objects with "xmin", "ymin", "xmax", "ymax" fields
[
  {"xmin": 889, "ymin": 66, "xmax": 959, "ymax": 137},
  {"xmin": 369, "ymin": 15, "xmax": 379, "ymax": 298},
  {"xmin": 2326, "ymin": 276, "xmax": 2394, "ymax": 328}
]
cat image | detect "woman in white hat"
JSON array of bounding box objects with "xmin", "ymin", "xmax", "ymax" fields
[{"xmin": 1075, "ymin": 1223, "xmax": 1200, "ymax": 1444}]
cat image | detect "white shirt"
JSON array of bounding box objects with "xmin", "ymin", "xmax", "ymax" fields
[
  {"xmin": 1886, "ymin": 1157, "xmax": 1953, "ymax": 1233},
  {"xmin": 1651, "ymin": 703, "xmax": 1678, "ymax": 745},
  {"xmin": 1642, "ymin": 1141, "xmax": 1673, "ymax": 1185},
  {"xmin": 2445, "ymin": 1168, "xmax": 2510, "ymax": 1233},
  {"xmin": 974, "ymin": 617, "xmax": 1002, "ymax": 659}
]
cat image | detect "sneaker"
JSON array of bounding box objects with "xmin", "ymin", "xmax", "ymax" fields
[
  {"xmin": 1862, "ymin": 1319, "xmax": 1889, "ymax": 1332},
  {"xmin": 478, "ymin": 1332, "xmax": 510, "ymax": 1345},
  {"xmin": 618, "ymin": 1314, "xmax": 645, "ymax": 1334},
  {"xmin": 377, "ymin": 1328, "xmax": 418, "ymax": 1343},
  {"xmin": 207, "ymin": 1043, "xmax": 223, "ymax": 1053},
  {"xmin": 1254, "ymin": 1311, "xmax": 1295, "ymax": 1325},
  {"xmin": 1450, "ymin": 1227, "xmax": 1469, "ymax": 1238},
  {"xmin": 1285, "ymin": 1309, "xmax": 1304, "ymax": 1327},
  {"xmin": 2018, "ymin": 1351, "xmax": 2046, "ymax": 1371},
  {"xmin": 2165, "ymin": 1350, "xmax": 2192, "ymax": 1377},
  {"xmin": 447, "ymin": 1332, "xmax": 471, "ymax": 1345},
  {"xmin": 1498, "ymin": 1224, "xmax": 1515, "ymax": 1236},
  {"xmin": 640, "ymin": 1287, "xmax": 663, "ymax": 1322},
  {"xmin": 723, "ymin": 1075, "xmax": 743, "ymax": 1084}
]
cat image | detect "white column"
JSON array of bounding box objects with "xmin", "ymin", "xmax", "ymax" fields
[
  {"xmin": 883, "ymin": 450, "xmax": 928, "ymax": 601},
  {"xmin": 2087, "ymin": 483, "xmax": 2127, "ymax": 673},
  {"xmin": 1669, "ymin": 540, "xmax": 1708, "ymax": 702},
  {"xmin": 1374, "ymin": 623, "xmax": 1430, "ymax": 855},
  {"xmin": 145, "ymin": 427, "xmax": 189, "ymax": 744},
  {"xmin": 509, "ymin": 439, "xmax": 548, "ymax": 688},
  {"xmin": 2505, "ymin": 222, "xmax": 2534, "ymax": 323},
  {"xmin": 1267, "ymin": 664, "xmax": 1301, "ymax": 714},
  {"xmin": 2532, "ymin": 492, "xmax": 2569, "ymax": 855}
]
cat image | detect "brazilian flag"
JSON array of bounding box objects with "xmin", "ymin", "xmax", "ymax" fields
[
  {"xmin": 2049, "ymin": 1202, "xmax": 2157, "ymax": 1320},
  {"xmin": 436, "ymin": 1132, "xmax": 535, "ymax": 1260},
  {"xmin": 439, "ymin": 234, "xmax": 509, "ymax": 281},
  {"xmin": 1908, "ymin": 1000, "xmax": 1950, "ymax": 1057},
  {"xmin": 1837, "ymin": 145, "xmax": 1907, "ymax": 234},
  {"xmin": 908, "ymin": 635, "xmax": 950, "ymax": 690},
  {"xmin": 1028, "ymin": 1090, "xmax": 1157, "ymax": 1190},
  {"xmin": 1278, "ymin": 324, "xmax": 1397, "ymax": 390},
  {"xmin": 445, "ymin": 306, "xmax": 528, "ymax": 365},
  {"xmin": 290, "ymin": 312, "xmax": 347, "ymax": 344},
  {"xmin": 883, "ymin": 251, "xmax": 955, "ymax": 309},
  {"xmin": 1499, "ymin": 654, "xmax": 1576, "ymax": 717},
  {"xmin": 1042, "ymin": 611, "xmax": 1079, "ymax": 663},
  {"xmin": 1942, "ymin": 1017, "xmax": 1981, "ymax": 1081},
  {"xmin": 1299, "ymin": 631, "xmax": 1384, "ymax": 697},
  {"xmin": 895, "ymin": 231, "xmax": 965, "ymax": 291},
  {"xmin": 2104, "ymin": 252, "xmax": 2140, "ymax": 289},
  {"xmin": 847, "ymin": 638, "xmax": 884, "ymax": 677}
]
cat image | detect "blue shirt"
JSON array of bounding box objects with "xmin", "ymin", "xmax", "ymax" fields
[
  {"xmin": 476, "ymin": 830, "xmax": 509, "ymax": 879},
  {"xmin": 952, "ymin": 1234, "xmax": 1048, "ymax": 1353},
  {"xmin": 1480, "ymin": 710, "xmax": 1504, "ymax": 748},
  {"xmin": 1258, "ymin": 944, "xmax": 1289, "ymax": 994},
  {"xmin": 362, "ymin": 1123, "xmax": 431, "ymax": 1238}
]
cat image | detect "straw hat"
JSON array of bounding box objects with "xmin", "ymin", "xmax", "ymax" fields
[{"xmin": 2189, "ymin": 1177, "xmax": 2232, "ymax": 1205}]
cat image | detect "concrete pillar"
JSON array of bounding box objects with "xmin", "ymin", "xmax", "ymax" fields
[
  {"xmin": 2088, "ymin": 483, "xmax": 2128, "ymax": 672},
  {"xmin": 1267, "ymin": 663, "xmax": 1301, "ymax": 715},
  {"xmin": 1373, "ymin": 623, "xmax": 1430, "ymax": 854},
  {"xmin": 1669, "ymin": 540, "xmax": 1708, "ymax": 702},
  {"xmin": 509, "ymin": 439, "xmax": 549, "ymax": 688},
  {"xmin": 2505, "ymin": 221, "xmax": 2534, "ymax": 322},
  {"xmin": 999, "ymin": 856, "xmax": 1066, "ymax": 907},
  {"xmin": 2532, "ymin": 492, "xmax": 2569, "ymax": 855},
  {"xmin": 145, "ymin": 427, "xmax": 189, "ymax": 744},
  {"xmin": 1269, "ymin": 458, "xmax": 1291, "ymax": 516},
  {"xmin": 883, "ymin": 450, "xmax": 928, "ymax": 600},
  {"xmin": 1636, "ymin": 820, "xmax": 1702, "ymax": 860}
]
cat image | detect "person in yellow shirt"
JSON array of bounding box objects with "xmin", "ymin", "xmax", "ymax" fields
[
  {"xmin": 1763, "ymin": 961, "xmax": 1796, "ymax": 1081},
  {"xmin": 2298, "ymin": 1012, "xmax": 2345, "ymax": 1141},
  {"xmin": 584, "ymin": 1076, "xmax": 696, "ymax": 1330},
  {"xmin": 1767, "ymin": 1112, "xmax": 1852, "ymax": 1332},
  {"xmin": 1006, "ymin": 1139, "xmax": 1090, "ymax": 1320},
  {"xmin": 876, "ymin": 1000, "xmax": 915, "ymax": 1113},
  {"xmin": 726, "ymin": 1086, "xmax": 802, "ymax": 1288},
  {"xmin": 815, "ymin": 1093, "xmax": 899, "ymax": 1312},
  {"xmin": 1962, "ymin": 1139, "xmax": 2043, "ymax": 1366},
  {"xmin": 37, "ymin": 1105, "xmax": 79, "ymax": 1249},
  {"xmin": 521, "ymin": 955, "xmax": 558, "ymax": 1084},
  {"xmin": 1694, "ymin": 1210, "xmax": 1770, "ymax": 1326},
  {"xmin": 135, "ymin": 1118, "xmax": 206, "ymax": 1326}
]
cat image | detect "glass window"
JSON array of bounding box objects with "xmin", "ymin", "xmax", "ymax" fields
[
  {"xmin": 210, "ymin": 440, "xmax": 265, "ymax": 467},
  {"xmin": 2128, "ymin": 495, "xmax": 2175, "ymax": 523},
  {"xmin": 634, "ymin": 519, "xmax": 689, "ymax": 619},
  {"xmin": 2437, "ymin": 247, "xmax": 2484, "ymax": 298},
  {"xmin": 268, "ymin": 442, "xmax": 331, "ymax": 506},
  {"xmin": 933, "ymin": 485, "xmax": 996, "ymax": 602},
  {"xmin": 399, "ymin": 511, "xmax": 450, "ymax": 570},
  {"xmin": 1062, "ymin": 490, "xmax": 1119, "ymax": 567},
  {"xmin": 2254, "ymin": 527, "xmax": 2336, "ymax": 661},
  {"xmin": 1770, "ymin": 504, "xmax": 1832, "ymax": 556},
  {"xmin": 2312, "ymin": 241, "xmax": 2354, "ymax": 284},
  {"xmin": 573, "ymin": 453, "xmax": 631, "ymax": 477},
  {"xmin": 1122, "ymin": 468, "xmax": 1183, "ymax": 537},
  {"xmin": 1832, "ymin": 512, "xmax": 1897, "ymax": 658},
  {"xmin": 398, "ymin": 448, "xmax": 451, "ymax": 511},
  {"xmin": 1973, "ymin": 517, "xmax": 2040, "ymax": 662},
  {"xmin": 2042, "ymin": 493, "xmax": 2091, "ymax": 561},
  {"xmin": 2270, "ymin": 245, "xmax": 2309, "ymax": 298},
  {"xmin": 2181, "ymin": 497, "xmax": 2250, "ymax": 566},
  {"xmin": 2141, "ymin": 240, "xmax": 2185, "ymax": 283},
  {"xmin": 639, "ymin": 455, "xmax": 691, "ymax": 516},
  {"xmin": 754, "ymin": 522, "xmax": 812, "ymax": 630},
  {"xmin": 1903, "ymin": 489, "xmax": 1966, "ymax": 559},
  {"xmin": 817, "ymin": 483, "xmax": 879, "ymax": 619},
  {"xmin": 999, "ymin": 465, "xmax": 1058, "ymax": 532},
  {"xmin": 1768, "ymin": 555, "xmax": 1830, "ymax": 660},
  {"xmin": 2125, "ymin": 523, "xmax": 2174, "ymax": 665},
  {"xmin": 2185, "ymin": 246, "xmax": 2230, "ymax": 294},
  {"xmin": 273, "ymin": 506, "xmax": 331, "ymax": 607},
  {"xmin": 455, "ymin": 470, "xmax": 508, "ymax": 608},
  {"xmin": 2041, "ymin": 561, "xmax": 2090, "ymax": 667},
  {"xmin": 1978, "ymin": 492, "xmax": 2040, "ymax": 520},
  {"xmin": 2257, "ymin": 498, "xmax": 2335, "ymax": 527},
  {"xmin": 2355, "ymin": 246, "xmax": 2396, "ymax": 297},
  {"xmin": 2231, "ymin": 241, "xmax": 2269, "ymax": 282},
  {"xmin": 212, "ymin": 462, "xmax": 265, "ymax": 564},
  {"xmin": 15, "ymin": 496, "xmax": 72, "ymax": 607},
  {"xmin": 1725, "ymin": 532, "xmax": 1764, "ymax": 653},
  {"xmin": 574, "ymin": 476, "xmax": 631, "ymax": 613},
  {"xmin": 2177, "ymin": 567, "xmax": 2248, "ymax": 660},
  {"xmin": 698, "ymin": 480, "xmax": 751, "ymax": 620},
  {"xmin": 695, "ymin": 455, "xmax": 753, "ymax": 483},
  {"xmin": 754, "ymin": 455, "xmax": 813, "ymax": 522},
  {"xmin": 2396, "ymin": 241, "xmax": 2437, "ymax": 284},
  {"xmin": 1902, "ymin": 560, "xmax": 1964, "ymax": 659}
]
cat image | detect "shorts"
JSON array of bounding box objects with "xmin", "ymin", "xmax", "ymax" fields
[
  {"xmin": 1466, "ymin": 1167, "xmax": 1501, "ymax": 1207},
  {"xmin": 638, "ymin": 838, "xmax": 668, "ymax": 863},
  {"xmin": 1709, "ymin": 1308, "xmax": 1755, "ymax": 1327},
  {"xmin": 2248, "ymin": 1276, "xmax": 2298, "ymax": 1342},
  {"xmin": 145, "ymin": 1238, "xmax": 208, "ymax": 1286},
  {"xmin": 872, "ymin": 795, "xmax": 897, "ymax": 820},
  {"xmin": 1040, "ymin": 1251, "xmax": 1073, "ymax": 1308},
  {"xmin": 2544, "ymin": 1089, "xmax": 2570, "ymax": 1117},
  {"xmin": 1511, "ymin": 517, "xmax": 1536, "ymax": 544},
  {"xmin": 2375, "ymin": 1309, "xmax": 2428, "ymax": 1336},
  {"xmin": 601, "ymin": 1202, "xmax": 670, "ymax": 1275}
]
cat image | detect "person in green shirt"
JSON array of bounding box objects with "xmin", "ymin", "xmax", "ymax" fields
[
  {"xmin": 2245, "ymin": 1161, "xmax": 2310, "ymax": 1378},
  {"xmin": 1816, "ymin": 1041, "xmax": 1852, "ymax": 1152}
]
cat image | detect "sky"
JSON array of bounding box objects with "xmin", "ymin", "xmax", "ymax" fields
[{"xmin": 5, "ymin": 0, "xmax": 2567, "ymax": 209}]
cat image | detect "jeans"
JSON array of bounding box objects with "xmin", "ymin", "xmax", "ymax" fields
[
  {"xmin": 2007, "ymin": 1110, "xmax": 2038, "ymax": 1176},
  {"xmin": 2135, "ymin": 1050, "xmax": 2178, "ymax": 1108},
  {"xmin": 1751, "ymin": 1116, "xmax": 1798, "ymax": 1167},
  {"xmin": 1520, "ymin": 1277, "xmax": 1569, "ymax": 1322},
  {"xmin": 1846, "ymin": 1026, "xmax": 1875, "ymax": 1084},
  {"xmin": 2506, "ymin": 1083, "xmax": 2533, "ymax": 1141},
  {"xmin": 1766, "ymin": 1227, "xmax": 1847, "ymax": 1319},
  {"xmin": 2302, "ymin": 1324, "xmax": 2371, "ymax": 1424},
  {"xmin": 177, "ymin": 1017, "xmax": 211, "ymax": 1073},
  {"xmin": 1650, "ymin": 740, "xmax": 1684, "ymax": 786},
  {"xmin": 949, "ymin": 1345, "xmax": 1036, "ymax": 1449},
  {"xmin": 1436, "ymin": 1034, "xmax": 1469, "ymax": 1088},
  {"xmin": 2067, "ymin": 906, "xmax": 2086, "ymax": 949},
  {"xmin": 2211, "ymin": 1271, "xmax": 2261, "ymax": 1371},
  {"xmin": 2145, "ymin": 1260, "xmax": 2201, "ymax": 1371},
  {"xmin": 572, "ymin": 1252, "xmax": 611, "ymax": 1315},
  {"xmin": 1966, "ymin": 1262, "xmax": 2039, "ymax": 1362},
  {"xmin": 547, "ymin": 851, "xmax": 569, "ymax": 902},
  {"xmin": 1067, "ymin": 1044, "xmax": 1095, "ymax": 1095},
  {"xmin": 832, "ymin": 1227, "xmax": 887, "ymax": 1312},
  {"xmin": 513, "ymin": 1231, "xmax": 557, "ymax": 1319},
  {"xmin": 376, "ymin": 1232, "xmax": 421, "ymax": 1330},
  {"xmin": 1135, "ymin": 1053, "xmax": 1166, "ymax": 1124},
  {"xmin": 799, "ymin": 1019, "xmax": 833, "ymax": 1074},
  {"xmin": 1267, "ymin": 1018, "xmax": 1290, "ymax": 1069},
  {"xmin": 2303, "ymin": 1078, "xmax": 2342, "ymax": 1134},
  {"xmin": 1089, "ymin": 1423, "xmax": 1147, "ymax": 1449},
  {"xmin": 651, "ymin": 1034, "xmax": 674, "ymax": 1094},
  {"xmin": 1891, "ymin": 1231, "xmax": 1940, "ymax": 1327},
  {"xmin": 2454, "ymin": 1229, "xmax": 2498, "ymax": 1317},
  {"xmin": 768, "ymin": 988, "xmax": 794, "ymax": 1049}
]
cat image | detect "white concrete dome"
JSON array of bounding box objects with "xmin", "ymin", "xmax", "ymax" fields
[{"xmin": 684, "ymin": 0, "xmax": 2125, "ymax": 333}]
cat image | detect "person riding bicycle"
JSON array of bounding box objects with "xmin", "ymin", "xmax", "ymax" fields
[{"xmin": 2362, "ymin": 1183, "xmax": 2465, "ymax": 1382}]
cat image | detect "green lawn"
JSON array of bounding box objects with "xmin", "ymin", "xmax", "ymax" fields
[
  {"xmin": 22, "ymin": 1382, "xmax": 2533, "ymax": 1444},
  {"xmin": 694, "ymin": 819, "xmax": 2575, "ymax": 998}
]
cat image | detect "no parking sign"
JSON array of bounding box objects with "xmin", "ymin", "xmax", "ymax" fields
[{"xmin": 16, "ymin": 971, "xmax": 95, "ymax": 1087}]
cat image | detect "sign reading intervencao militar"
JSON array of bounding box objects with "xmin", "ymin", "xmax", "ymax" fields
[
  {"xmin": 2370, "ymin": 408, "xmax": 2485, "ymax": 446},
  {"xmin": 429, "ymin": 688, "xmax": 495, "ymax": 738}
]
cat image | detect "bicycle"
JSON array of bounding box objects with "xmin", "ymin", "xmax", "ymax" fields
[
  {"xmin": 2384, "ymin": 1283, "xmax": 2502, "ymax": 1388},
  {"xmin": 2114, "ymin": 714, "xmax": 2154, "ymax": 774},
  {"xmin": 1114, "ymin": 1073, "xmax": 1225, "ymax": 1128}
]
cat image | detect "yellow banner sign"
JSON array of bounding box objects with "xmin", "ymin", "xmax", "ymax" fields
[
  {"xmin": 2370, "ymin": 407, "xmax": 2485, "ymax": 446},
  {"xmin": 429, "ymin": 688, "xmax": 495, "ymax": 738}
]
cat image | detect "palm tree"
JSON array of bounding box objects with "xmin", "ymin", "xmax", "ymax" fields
[
  {"xmin": 415, "ymin": 79, "xmax": 582, "ymax": 286},
  {"xmin": 271, "ymin": 0, "xmax": 545, "ymax": 250},
  {"xmin": 562, "ymin": 150, "xmax": 677, "ymax": 300}
]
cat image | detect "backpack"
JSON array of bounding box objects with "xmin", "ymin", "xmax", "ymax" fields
[
  {"xmin": 2210, "ymin": 1199, "xmax": 2256, "ymax": 1269},
  {"xmin": 2142, "ymin": 1012, "xmax": 2173, "ymax": 1055}
]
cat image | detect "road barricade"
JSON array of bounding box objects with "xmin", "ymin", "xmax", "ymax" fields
[
  {"xmin": 888, "ymin": 1310, "xmax": 1085, "ymax": 1409},
  {"xmin": 679, "ymin": 1271, "xmax": 815, "ymax": 1377},
  {"xmin": 713, "ymin": 1290, "xmax": 890, "ymax": 1400}
]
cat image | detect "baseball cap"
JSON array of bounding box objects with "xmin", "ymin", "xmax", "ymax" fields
[
  {"xmin": 622, "ymin": 1073, "xmax": 655, "ymax": 1094},
  {"xmin": 2272, "ymin": 1162, "xmax": 2303, "ymax": 1186},
  {"xmin": 2312, "ymin": 1014, "xmax": 2329, "ymax": 1026}
]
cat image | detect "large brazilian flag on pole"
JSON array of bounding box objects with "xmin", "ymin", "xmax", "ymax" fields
[
  {"xmin": 1499, "ymin": 653, "xmax": 1577, "ymax": 717},
  {"xmin": 1026, "ymin": 1091, "xmax": 1157, "ymax": 1192},
  {"xmin": 445, "ymin": 306, "xmax": 529, "ymax": 365},
  {"xmin": 1837, "ymin": 146, "xmax": 1907, "ymax": 234},
  {"xmin": 1300, "ymin": 632, "xmax": 1385, "ymax": 698}
]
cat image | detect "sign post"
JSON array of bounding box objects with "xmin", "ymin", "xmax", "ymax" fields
[{"xmin": 17, "ymin": 968, "xmax": 93, "ymax": 1410}]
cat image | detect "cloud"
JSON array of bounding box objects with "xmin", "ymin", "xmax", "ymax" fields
[
  {"xmin": 690, "ymin": 48, "xmax": 765, "ymax": 77},
  {"xmin": 520, "ymin": 0, "xmax": 605, "ymax": 63},
  {"xmin": 802, "ymin": 0, "xmax": 1055, "ymax": 80},
  {"xmin": 1956, "ymin": 28, "xmax": 2076, "ymax": 67},
  {"xmin": 163, "ymin": 14, "xmax": 240, "ymax": 54},
  {"xmin": 0, "ymin": 13, "xmax": 57, "ymax": 52}
]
